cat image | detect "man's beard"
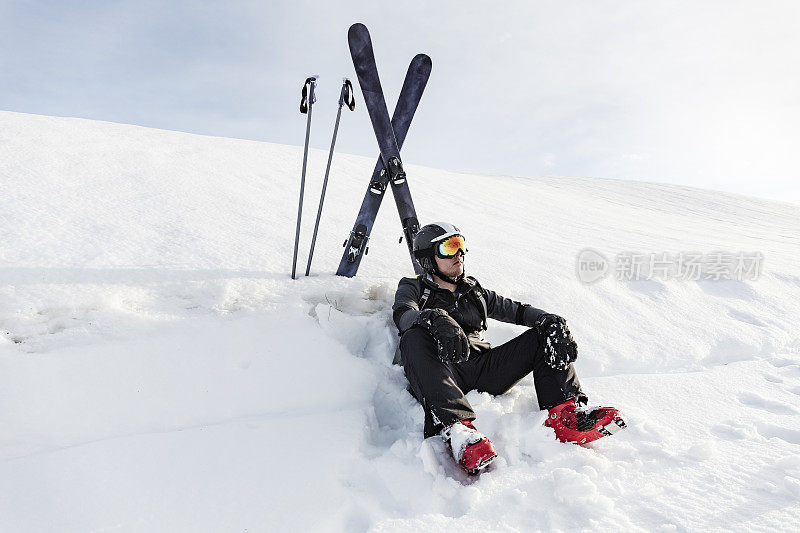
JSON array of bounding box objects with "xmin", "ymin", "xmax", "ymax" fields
[
  {"xmin": 436, "ymin": 263, "xmax": 464, "ymax": 284},
  {"xmin": 444, "ymin": 265, "xmax": 463, "ymax": 278}
]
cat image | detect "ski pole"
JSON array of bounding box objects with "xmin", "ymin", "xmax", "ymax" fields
[
  {"xmin": 292, "ymin": 75, "xmax": 318, "ymax": 280},
  {"xmin": 305, "ymin": 78, "xmax": 355, "ymax": 276}
]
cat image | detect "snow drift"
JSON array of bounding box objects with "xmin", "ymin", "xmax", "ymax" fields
[{"xmin": 1, "ymin": 110, "xmax": 798, "ymax": 531}]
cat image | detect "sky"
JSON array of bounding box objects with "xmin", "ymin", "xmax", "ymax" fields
[{"xmin": 2, "ymin": 0, "xmax": 799, "ymax": 205}]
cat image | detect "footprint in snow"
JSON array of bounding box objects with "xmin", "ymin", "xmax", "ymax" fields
[
  {"xmin": 737, "ymin": 391, "xmax": 798, "ymax": 415},
  {"xmin": 761, "ymin": 373, "xmax": 784, "ymax": 384},
  {"xmin": 710, "ymin": 420, "xmax": 757, "ymax": 441},
  {"xmin": 623, "ymin": 279, "xmax": 667, "ymax": 298},
  {"xmin": 767, "ymin": 355, "xmax": 800, "ymax": 370},
  {"xmin": 726, "ymin": 308, "xmax": 769, "ymax": 328},
  {"xmin": 765, "ymin": 356, "xmax": 800, "ymax": 379},
  {"xmin": 695, "ymin": 279, "xmax": 757, "ymax": 300},
  {"xmin": 753, "ymin": 422, "xmax": 800, "ymax": 446}
]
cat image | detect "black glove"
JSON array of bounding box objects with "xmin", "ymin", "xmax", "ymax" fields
[
  {"xmin": 535, "ymin": 313, "xmax": 578, "ymax": 370},
  {"xmin": 416, "ymin": 309, "xmax": 470, "ymax": 363}
]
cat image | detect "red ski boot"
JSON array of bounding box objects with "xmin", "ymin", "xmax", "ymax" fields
[
  {"xmin": 545, "ymin": 398, "xmax": 626, "ymax": 445},
  {"xmin": 442, "ymin": 420, "xmax": 498, "ymax": 474}
]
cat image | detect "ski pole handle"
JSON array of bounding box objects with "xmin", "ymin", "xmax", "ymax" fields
[
  {"xmin": 340, "ymin": 78, "xmax": 355, "ymax": 111},
  {"xmin": 300, "ymin": 75, "xmax": 319, "ymax": 114}
]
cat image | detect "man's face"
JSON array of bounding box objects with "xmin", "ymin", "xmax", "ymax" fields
[{"xmin": 434, "ymin": 250, "xmax": 464, "ymax": 279}]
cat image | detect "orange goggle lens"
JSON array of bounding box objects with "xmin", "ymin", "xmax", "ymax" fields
[{"xmin": 436, "ymin": 234, "xmax": 466, "ymax": 258}]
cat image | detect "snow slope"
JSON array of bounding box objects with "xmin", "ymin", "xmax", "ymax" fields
[{"xmin": 1, "ymin": 110, "xmax": 798, "ymax": 532}]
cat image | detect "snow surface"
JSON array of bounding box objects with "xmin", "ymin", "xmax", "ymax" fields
[{"xmin": 1, "ymin": 110, "xmax": 799, "ymax": 532}]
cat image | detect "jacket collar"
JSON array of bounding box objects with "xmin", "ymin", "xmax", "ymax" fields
[{"xmin": 420, "ymin": 273, "xmax": 476, "ymax": 292}]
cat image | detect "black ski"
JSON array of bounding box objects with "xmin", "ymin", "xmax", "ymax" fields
[
  {"xmin": 344, "ymin": 22, "xmax": 425, "ymax": 275},
  {"xmin": 336, "ymin": 52, "xmax": 431, "ymax": 277}
]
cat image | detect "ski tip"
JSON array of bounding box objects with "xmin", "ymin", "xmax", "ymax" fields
[
  {"xmin": 348, "ymin": 23, "xmax": 368, "ymax": 38},
  {"xmin": 348, "ymin": 23, "xmax": 371, "ymax": 55},
  {"xmin": 412, "ymin": 53, "xmax": 432, "ymax": 66},
  {"xmin": 412, "ymin": 54, "xmax": 432, "ymax": 72}
]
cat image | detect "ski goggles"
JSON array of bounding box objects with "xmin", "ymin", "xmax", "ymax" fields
[{"xmin": 435, "ymin": 234, "xmax": 467, "ymax": 258}]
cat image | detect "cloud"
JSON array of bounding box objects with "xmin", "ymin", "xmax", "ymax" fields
[{"xmin": 1, "ymin": 0, "xmax": 798, "ymax": 204}]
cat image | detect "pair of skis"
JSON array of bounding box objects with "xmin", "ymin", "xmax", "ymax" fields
[{"xmin": 336, "ymin": 23, "xmax": 430, "ymax": 277}]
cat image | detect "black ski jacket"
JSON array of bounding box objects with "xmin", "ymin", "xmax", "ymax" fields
[{"xmin": 392, "ymin": 274, "xmax": 548, "ymax": 354}]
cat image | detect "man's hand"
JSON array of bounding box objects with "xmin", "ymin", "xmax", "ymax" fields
[
  {"xmin": 416, "ymin": 309, "xmax": 470, "ymax": 363},
  {"xmin": 535, "ymin": 314, "xmax": 578, "ymax": 370}
]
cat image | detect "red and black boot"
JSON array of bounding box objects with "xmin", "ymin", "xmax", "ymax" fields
[
  {"xmin": 545, "ymin": 398, "xmax": 626, "ymax": 445},
  {"xmin": 442, "ymin": 420, "xmax": 498, "ymax": 474}
]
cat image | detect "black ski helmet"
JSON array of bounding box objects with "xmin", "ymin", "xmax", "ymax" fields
[{"xmin": 413, "ymin": 222, "xmax": 465, "ymax": 281}]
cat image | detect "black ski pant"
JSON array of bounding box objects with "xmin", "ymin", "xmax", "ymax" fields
[{"xmin": 400, "ymin": 326, "xmax": 586, "ymax": 438}]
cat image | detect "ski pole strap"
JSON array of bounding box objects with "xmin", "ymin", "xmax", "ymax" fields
[
  {"xmin": 300, "ymin": 76, "xmax": 318, "ymax": 114},
  {"xmin": 341, "ymin": 79, "xmax": 356, "ymax": 111}
]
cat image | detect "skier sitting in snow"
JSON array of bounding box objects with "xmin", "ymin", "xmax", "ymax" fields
[{"xmin": 392, "ymin": 222, "xmax": 626, "ymax": 474}]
